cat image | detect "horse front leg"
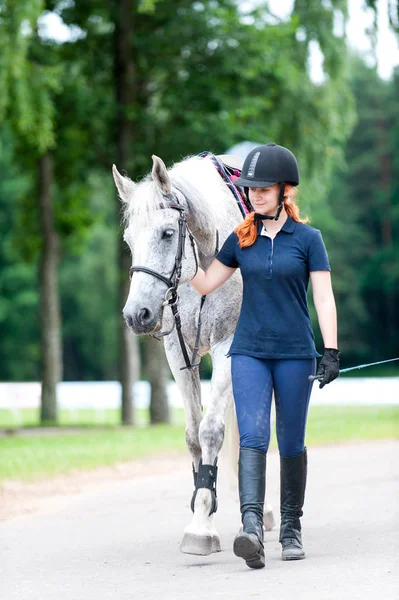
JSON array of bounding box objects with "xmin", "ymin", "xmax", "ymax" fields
[
  {"xmin": 180, "ymin": 339, "xmax": 233, "ymax": 556},
  {"xmin": 180, "ymin": 403, "xmax": 224, "ymax": 555},
  {"xmin": 178, "ymin": 376, "xmax": 223, "ymax": 556},
  {"xmin": 163, "ymin": 339, "xmax": 212, "ymax": 554}
]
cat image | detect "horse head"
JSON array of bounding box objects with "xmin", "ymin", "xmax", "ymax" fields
[{"xmin": 112, "ymin": 155, "xmax": 199, "ymax": 335}]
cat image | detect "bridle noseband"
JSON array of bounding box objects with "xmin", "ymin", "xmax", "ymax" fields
[{"xmin": 129, "ymin": 191, "xmax": 217, "ymax": 371}]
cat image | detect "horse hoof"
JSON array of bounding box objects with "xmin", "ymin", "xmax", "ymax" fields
[
  {"xmin": 180, "ymin": 532, "xmax": 216, "ymax": 556},
  {"xmin": 211, "ymin": 535, "xmax": 221, "ymax": 553},
  {"xmin": 263, "ymin": 508, "xmax": 276, "ymax": 532}
]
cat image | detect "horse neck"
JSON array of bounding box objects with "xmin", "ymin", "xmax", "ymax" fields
[
  {"xmin": 186, "ymin": 195, "xmax": 242, "ymax": 271},
  {"xmin": 196, "ymin": 232, "xmax": 220, "ymax": 271},
  {"xmin": 172, "ymin": 157, "xmax": 243, "ymax": 269}
]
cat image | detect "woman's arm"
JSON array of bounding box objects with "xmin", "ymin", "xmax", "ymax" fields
[
  {"xmin": 310, "ymin": 270, "xmax": 338, "ymax": 349},
  {"xmin": 189, "ymin": 259, "xmax": 237, "ymax": 295}
]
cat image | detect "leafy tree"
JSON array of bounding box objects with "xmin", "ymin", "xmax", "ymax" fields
[
  {"xmin": 4, "ymin": 0, "xmax": 383, "ymax": 421},
  {"xmin": 56, "ymin": 0, "xmax": 356, "ymax": 416},
  {"xmin": 366, "ymin": 0, "xmax": 399, "ymax": 34},
  {"xmin": 60, "ymin": 172, "xmax": 120, "ymax": 381},
  {"xmin": 0, "ymin": 1, "xmax": 63, "ymax": 422},
  {"xmin": 0, "ymin": 128, "xmax": 39, "ymax": 381},
  {"xmin": 316, "ymin": 59, "xmax": 399, "ymax": 364},
  {"xmin": 0, "ymin": 1, "xmax": 104, "ymax": 421},
  {"xmin": 347, "ymin": 62, "xmax": 399, "ymax": 361}
]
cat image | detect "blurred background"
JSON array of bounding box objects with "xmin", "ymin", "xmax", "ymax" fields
[{"xmin": 0, "ymin": 0, "xmax": 398, "ymax": 437}]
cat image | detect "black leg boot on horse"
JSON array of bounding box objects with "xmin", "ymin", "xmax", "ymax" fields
[
  {"xmin": 233, "ymin": 447, "xmax": 266, "ymax": 569},
  {"xmin": 279, "ymin": 448, "xmax": 307, "ymax": 561}
]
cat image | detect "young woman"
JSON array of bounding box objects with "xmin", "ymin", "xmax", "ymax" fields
[{"xmin": 189, "ymin": 143, "xmax": 340, "ymax": 569}]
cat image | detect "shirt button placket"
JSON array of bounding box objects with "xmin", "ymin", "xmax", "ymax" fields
[{"xmin": 266, "ymin": 238, "xmax": 273, "ymax": 279}]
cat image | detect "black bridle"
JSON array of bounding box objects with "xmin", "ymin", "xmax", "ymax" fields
[{"xmin": 129, "ymin": 192, "xmax": 218, "ymax": 371}]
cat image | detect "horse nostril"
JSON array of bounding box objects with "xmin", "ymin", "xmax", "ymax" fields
[
  {"xmin": 123, "ymin": 313, "xmax": 134, "ymax": 328},
  {"xmin": 138, "ymin": 307, "xmax": 153, "ymax": 326}
]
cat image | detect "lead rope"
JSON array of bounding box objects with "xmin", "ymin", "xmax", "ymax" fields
[{"xmin": 181, "ymin": 229, "xmax": 219, "ymax": 371}]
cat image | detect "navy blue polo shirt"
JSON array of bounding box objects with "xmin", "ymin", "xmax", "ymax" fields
[{"xmin": 216, "ymin": 216, "xmax": 330, "ymax": 359}]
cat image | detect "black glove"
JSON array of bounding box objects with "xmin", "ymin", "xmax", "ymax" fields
[{"xmin": 316, "ymin": 348, "xmax": 340, "ymax": 389}]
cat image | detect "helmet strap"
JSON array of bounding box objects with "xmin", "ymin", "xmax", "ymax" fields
[
  {"xmin": 253, "ymin": 182, "xmax": 286, "ymax": 222},
  {"xmin": 274, "ymin": 182, "xmax": 285, "ymax": 221}
]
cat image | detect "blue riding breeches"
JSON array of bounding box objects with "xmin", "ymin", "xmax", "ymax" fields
[{"xmin": 231, "ymin": 354, "xmax": 316, "ymax": 457}]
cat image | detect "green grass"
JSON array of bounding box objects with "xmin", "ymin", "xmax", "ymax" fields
[
  {"xmin": 304, "ymin": 405, "xmax": 398, "ymax": 445},
  {"xmin": 0, "ymin": 406, "xmax": 397, "ymax": 485},
  {"xmin": 0, "ymin": 407, "xmax": 159, "ymax": 429},
  {"xmin": 0, "ymin": 424, "xmax": 187, "ymax": 483}
]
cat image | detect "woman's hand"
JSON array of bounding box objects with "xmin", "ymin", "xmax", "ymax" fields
[{"xmin": 316, "ymin": 348, "xmax": 340, "ymax": 389}]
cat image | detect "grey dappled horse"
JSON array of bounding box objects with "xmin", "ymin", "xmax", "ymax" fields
[{"xmin": 113, "ymin": 154, "xmax": 274, "ymax": 556}]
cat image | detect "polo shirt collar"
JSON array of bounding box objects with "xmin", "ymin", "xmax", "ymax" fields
[
  {"xmin": 257, "ymin": 215, "xmax": 296, "ymax": 235},
  {"xmin": 281, "ymin": 216, "xmax": 296, "ymax": 233}
]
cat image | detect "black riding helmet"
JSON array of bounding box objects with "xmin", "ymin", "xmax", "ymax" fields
[{"xmin": 234, "ymin": 142, "xmax": 300, "ymax": 221}]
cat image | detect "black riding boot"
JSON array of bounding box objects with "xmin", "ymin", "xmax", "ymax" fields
[
  {"xmin": 233, "ymin": 447, "xmax": 266, "ymax": 569},
  {"xmin": 279, "ymin": 448, "xmax": 307, "ymax": 561}
]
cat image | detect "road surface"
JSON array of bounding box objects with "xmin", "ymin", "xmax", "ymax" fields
[{"xmin": 1, "ymin": 441, "xmax": 398, "ymax": 600}]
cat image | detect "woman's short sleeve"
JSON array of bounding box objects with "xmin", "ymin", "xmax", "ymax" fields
[
  {"xmin": 308, "ymin": 230, "xmax": 331, "ymax": 271},
  {"xmin": 216, "ymin": 232, "xmax": 239, "ymax": 268}
]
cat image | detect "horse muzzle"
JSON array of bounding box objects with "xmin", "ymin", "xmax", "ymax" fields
[{"xmin": 123, "ymin": 306, "xmax": 162, "ymax": 335}]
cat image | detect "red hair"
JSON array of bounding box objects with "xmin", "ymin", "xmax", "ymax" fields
[{"xmin": 235, "ymin": 185, "xmax": 309, "ymax": 248}]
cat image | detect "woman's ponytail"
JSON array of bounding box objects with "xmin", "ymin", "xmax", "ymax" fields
[{"xmin": 234, "ymin": 212, "xmax": 258, "ymax": 248}]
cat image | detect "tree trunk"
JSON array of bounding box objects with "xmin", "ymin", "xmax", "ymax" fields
[
  {"xmin": 143, "ymin": 338, "xmax": 171, "ymax": 424},
  {"xmin": 39, "ymin": 152, "xmax": 62, "ymax": 424},
  {"xmin": 114, "ymin": 0, "xmax": 140, "ymax": 425},
  {"xmin": 119, "ymin": 271, "xmax": 140, "ymax": 426},
  {"xmin": 114, "ymin": 0, "xmax": 170, "ymax": 425}
]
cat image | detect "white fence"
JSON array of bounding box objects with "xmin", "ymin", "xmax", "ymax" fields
[{"xmin": 0, "ymin": 378, "xmax": 398, "ymax": 413}]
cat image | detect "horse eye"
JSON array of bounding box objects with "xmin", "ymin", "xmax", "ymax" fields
[{"xmin": 162, "ymin": 229, "xmax": 175, "ymax": 239}]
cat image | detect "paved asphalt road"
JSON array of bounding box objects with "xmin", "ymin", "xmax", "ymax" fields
[{"xmin": 1, "ymin": 441, "xmax": 398, "ymax": 600}]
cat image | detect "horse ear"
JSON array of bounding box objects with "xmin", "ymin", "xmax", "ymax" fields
[
  {"xmin": 152, "ymin": 155, "xmax": 172, "ymax": 195},
  {"xmin": 112, "ymin": 164, "xmax": 135, "ymax": 203}
]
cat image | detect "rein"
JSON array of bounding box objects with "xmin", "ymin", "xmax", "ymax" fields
[{"xmin": 129, "ymin": 192, "xmax": 219, "ymax": 371}]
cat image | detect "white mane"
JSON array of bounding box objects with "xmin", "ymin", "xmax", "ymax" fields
[{"xmin": 124, "ymin": 155, "xmax": 235, "ymax": 234}]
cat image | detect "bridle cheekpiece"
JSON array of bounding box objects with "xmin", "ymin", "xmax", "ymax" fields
[{"xmin": 129, "ymin": 190, "xmax": 205, "ymax": 370}]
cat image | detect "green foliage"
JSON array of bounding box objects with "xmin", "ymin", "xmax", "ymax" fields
[
  {"xmin": 0, "ymin": 0, "xmax": 61, "ymax": 153},
  {"xmin": 366, "ymin": 0, "xmax": 399, "ymax": 33},
  {"xmin": 311, "ymin": 59, "xmax": 399, "ymax": 364},
  {"xmin": 0, "ymin": 0, "xmax": 104, "ymax": 256},
  {"xmin": 60, "ymin": 0, "xmax": 354, "ymax": 185},
  {"xmin": 0, "ymin": 129, "xmax": 40, "ymax": 380},
  {"xmin": 60, "ymin": 172, "xmax": 120, "ymax": 381},
  {"xmin": 1, "ymin": 0, "xmax": 394, "ymax": 383},
  {"xmin": 138, "ymin": 0, "xmax": 163, "ymax": 13}
]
